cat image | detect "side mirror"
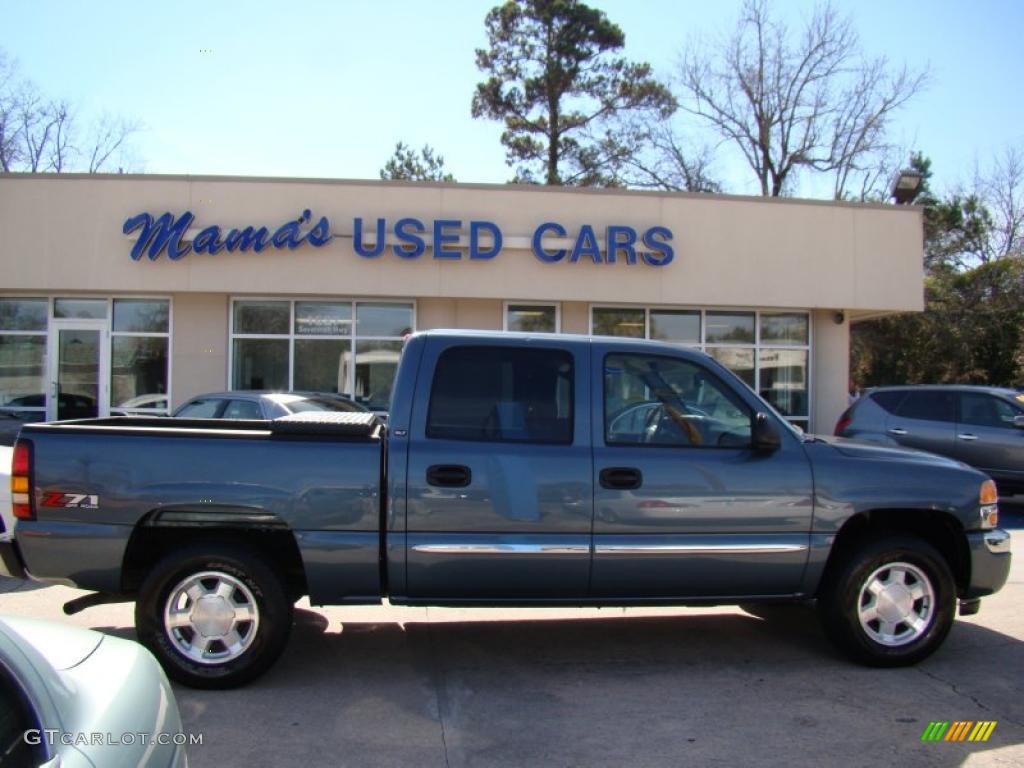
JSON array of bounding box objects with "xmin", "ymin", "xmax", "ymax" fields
[
  {"xmin": 752, "ymin": 412, "xmax": 781, "ymax": 452},
  {"xmin": 1014, "ymin": 415, "xmax": 1024, "ymax": 430}
]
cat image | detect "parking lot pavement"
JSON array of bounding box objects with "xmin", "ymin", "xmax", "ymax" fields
[{"xmin": 1, "ymin": 507, "xmax": 1021, "ymax": 768}]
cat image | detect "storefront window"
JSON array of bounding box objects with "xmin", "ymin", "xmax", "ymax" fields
[
  {"xmin": 650, "ymin": 310, "xmax": 700, "ymax": 344},
  {"xmin": 506, "ymin": 304, "xmax": 558, "ymax": 333},
  {"xmin": 110, "ymin": 298, "xmax": 171, "ymax": 414},
  {"xmin": 233, "ymin": 338, "xmax": 289, "ymax": 390},
  {"xmin": 53, "ymin": 298, "xmax": 107, "ymax": 320},
  {"xmin": 591, "ymin": 305, "xmax": 810, "ymax": 427},
  {"xmin": 231, "ymin": 299, "xmax": 413, "ymax": 409},
  {"xmin": 592, "ymin": 307, "xmax": 645, "ymax": 338},
  {"xmin": 705, "ymin": 312, "xmax": 755, "ymax": 344},
  {"xmin": 0, "ymin": 298, "xmax": 48, "ymax": 419}
]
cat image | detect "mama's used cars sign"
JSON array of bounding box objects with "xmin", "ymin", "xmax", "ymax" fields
[{"xmin": 123, "ymin": 210, "xmax": 674, "ymax": 267}]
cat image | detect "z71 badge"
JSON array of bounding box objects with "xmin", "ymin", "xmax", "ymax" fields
[{"xmin": 41, "ymin": 492, "xmax": 99, "ymax": 509}]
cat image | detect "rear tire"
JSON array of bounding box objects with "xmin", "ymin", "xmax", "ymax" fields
[
  {"xmin": 818, "ymin": 534, "xmax": 955, "ymax": 667},
  {"xmin": 136, "ymin": 544, "xmax": 292, "ymax": 689}
]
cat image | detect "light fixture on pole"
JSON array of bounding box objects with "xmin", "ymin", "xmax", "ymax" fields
[{"xmin": 890, "ymin": 169, "xmax": 924, "ymax": 204}]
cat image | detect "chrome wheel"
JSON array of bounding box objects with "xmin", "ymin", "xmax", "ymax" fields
[
  {"xmin": 857, "ymin": 561, "xmax": 934, "ymax": 647},
  {"xmin": 163, "ymin": 571, "xmax": 260, "ymax": 665}
]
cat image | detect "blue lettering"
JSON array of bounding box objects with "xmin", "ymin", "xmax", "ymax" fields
[
  {"xmin": 606, "ymin": 225, "xmax": 637, "ymax": 264},
  {"xmin": 271, "ymin": 220, "xmax": 303, "ymax": 249},
  {"xmin": 641, "ymin": 226, "xmax": 674, "ymax": 267},
  {"xmin": 433, "ymin": 219, "xmax": 462, "ymax": 259},
  {"xmin": 123, "ymin": 211, "xmax": 194, "ymax": 261},
  {"xmin": 570, "ymin": 225, "xmax": 602, "ymax": 264},
  {"xmin": 353, "ymin": 217, "xmax": 385, "ymax": 258},
  {"xmin": 470, "ymin": 221, "xmax": 502, "ymax": 260},
  {"xmin": 532, "ymin": 222, "xmax": 567, "ymax": 263},
  {"xmin": 192, "ymin": 225, "xmax": 225, "ymax": 255},
  {"xmin": 393, "ymin": 218, "xmax": 426, "ymax": 259},
  {"xmin": 224, "ymin": 226, "xmax": 271, "ymax": 253},
  {"xmin": 307, "ymin": 216, "xmax": 331, "ymax": 246}
]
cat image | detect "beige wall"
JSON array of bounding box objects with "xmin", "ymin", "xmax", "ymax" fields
[
  {"xmin": 170, "ymin": 293, "xmax": 228, "ymax": 410},
  {"xmin": 0, "ymin": 174, "xmax": 923, "ymax": 313},
  {"xmin": 811, "ymin": 309, "xmax": 851, "ymax": 434}
]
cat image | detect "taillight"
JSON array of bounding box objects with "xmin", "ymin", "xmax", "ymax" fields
[
  {"xmin": 11, "ymin": 439, "xmax": 34, "ymax": 520},
  {"xmin": 834, "ymin": 408, "xmax": 853, "ymax": 436}
]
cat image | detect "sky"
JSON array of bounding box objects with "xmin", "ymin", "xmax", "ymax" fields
[{"xmin": 4, "ymin": 0, "xmax": 1024, "ymax": 197}]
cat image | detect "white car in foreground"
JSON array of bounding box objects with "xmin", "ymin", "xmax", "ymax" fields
[{"xmin": 0, "ymin": 616, "xmax": 190, "ymax": 767}]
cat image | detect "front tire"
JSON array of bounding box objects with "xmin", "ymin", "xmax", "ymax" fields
[
  {"xmin": 136, "ymin": 544, "xmax": 292, "ymax": 689},
  {"xmin": 818, "ymin": 535, "xmax": 955, "ymax": 667}
]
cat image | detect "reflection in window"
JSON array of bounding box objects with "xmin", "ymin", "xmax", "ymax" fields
[
  {"xmin": 708, "ymin": 347, "xmax": 755, "ymax": 389},
  {"xmin": 593, "ymin": 308, "xmax": 645, "ymax": 337},
  {"xmin": 0, "ymin": 298, "xmax": 47, "ymax": 331},
  {"xmin": 296, "ymin": 302, "xmax": 352, "ymax": 336},
  {"xmin": 354, "ymin": 341, "xmax": 403, "ymax": 410},
  {"xmin": 356, "ymin": 303, "xmax": 414, "ymax": 337},
  {"xmin": 760, "ymin": 313, "xmax": 808, "ymax": 345},
  {"xmin": 650, "ymin": 310, "xmax": 700, "ymax": 344},
  {"xmin": 705, "ymin": 312, "xmax": 755, "ymax": 344},
  {"xmin": 113, "ymin": 299, "xmax": 169, "ymax": 333},
  {"xmin": 233, "ymin": 301, "xmax": 289, "ymax": 335},
  {"xmin": 506, "ymin": 304, "xmax": 557, "ymax": 333},
  {"xmin": 0, "ymin": 336, "xmax": 46, "ymax": 411},
  {"xmin": 111, "ymin": 337, "xmax": 168, "ymax": 409},
  {"xmin": 54, "ymin": 298, "xmax": 107, "ymax": 320},
  {"xmin": 294, "ymin": 339, "xmax": 347, "ymax": 392}
]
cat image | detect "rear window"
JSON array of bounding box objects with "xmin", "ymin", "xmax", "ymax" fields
[
  {"xmin": 426, "ymin": 346, "xmax": 574, "ymax": 444},
  {"xmin": 869, "ymin": 390, "xmax": 906, "ymax": 414},
  {"xmin": 285, "ymin": 397, "xmax": 363, "ymax": 414},
  {"xmin": 895, "ymin": 390, "xmax": 956, "ymax": 422}
]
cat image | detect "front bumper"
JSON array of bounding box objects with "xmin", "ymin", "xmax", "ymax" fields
[
  {"xmin": 0, "ymin": 539, "xmax": 27, "ymax": 580},
  {"xmin": 962, "ymin": 528, "xmax": 1011, "ymax": 599}
]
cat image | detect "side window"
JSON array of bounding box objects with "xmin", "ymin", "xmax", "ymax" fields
[
  {"xmin": 223, "ymin": 399, "xmax": 263, "ymax": 419},
  {"xmin": 604, "ymin": 353, "xmax": 752, "ymax": 448},
  {"xmin": 426, "ymin": 346, "xmax": 574, "ymax": 444},
  {"xmin": 895, "ymin": 391, "xmax": 955, "ymax": 422},
  {"xmin": 175, "ymin": 398, "xmax": 224, "ymax": 418},
  {"xmin": 960, "ymin": 393, "xmax": 1021, "ymax": 429},
  {"xmin": 870, "ymin": 390, "xmax": 906, "ymax": 414}
]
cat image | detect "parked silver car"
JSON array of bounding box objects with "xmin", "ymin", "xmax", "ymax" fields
[
  {"xmin": 836, "ymin": 385, "xmax": 1024, "ymax": 495},
  {"xmin": 0, "ymin": 616, "xmax": 189, "ymax": 767},
  {"xmin": 173, "ymin": 390, "xmax": 368, "ymax": 420}
]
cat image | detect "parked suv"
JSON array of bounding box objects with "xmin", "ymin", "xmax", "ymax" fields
[{"xmin": 836, "ymin": 385, "xmax": 1024, "ymax": 495}]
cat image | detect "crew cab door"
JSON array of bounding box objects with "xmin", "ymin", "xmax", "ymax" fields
[
  {"xmin": 404, "ymin": 338, "xmax": 592, "ymax": 599},
  {"xmin": 590, "ymin": 345, "xmax": 813, "ymax": 598}
]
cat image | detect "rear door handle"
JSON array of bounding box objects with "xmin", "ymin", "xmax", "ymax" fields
[
  {"xmin": 888, "ymin": 428, "xmax": 908, "ymax": 436},
  {"xmin": 600, "ymin": 467, "xmax": 643, "ymax": 490},
  {"xmin": 957, "ymin": 433, "xmax": 979, "ymax": 441},
  {"xmin": 426, "ymin": 464, "xmax": 471, "ymax": 488}
]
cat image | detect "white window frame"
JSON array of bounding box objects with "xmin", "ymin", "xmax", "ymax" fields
[
  {"xmin": 502, "ymin": 301, "xmax": 561, "ymax": 333},
  {"xmin": 228, "ymin": 297, "xmax": 416, "ymax": 403},
  {"xmin": 589, "ymin": 304, "xmax": 813, "ymax": 428}
]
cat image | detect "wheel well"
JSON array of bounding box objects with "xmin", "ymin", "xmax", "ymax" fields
[
  {"xmin": 821, "ymin": 509, "xmax": 970, "ymax": 596},
  {"xmin": 122, "ymin": 518, "xmax": 308, "ymax": 600}
]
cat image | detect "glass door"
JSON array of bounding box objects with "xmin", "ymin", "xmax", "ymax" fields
[{"xmin": 47, "ymin": 319, "xmax": 109, "ymax": 421}]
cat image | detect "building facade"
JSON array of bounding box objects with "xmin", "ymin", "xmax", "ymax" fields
[{"xmin": 0, "ymin": 174, "xmax": 924, "ymax": 433}]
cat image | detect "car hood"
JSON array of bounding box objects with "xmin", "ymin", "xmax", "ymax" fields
[{"xmin": 808, "ymin": 435, "xmax": 969, "ymax": 470}]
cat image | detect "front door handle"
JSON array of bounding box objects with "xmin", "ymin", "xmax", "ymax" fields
[
  {"xmin": 888, "ymin": 427, "xmax": 908, "ymax": 436},
  {"xmin": 957, "ymin": 433, "xmax": 979, "ymax": 441},
  {"xmin": 426, "ymin": 464, "xmax": 471, "ymax": 488},
  {"xmin": 600, "ymin": 467, "xmax": 643, "ymax": 490}
]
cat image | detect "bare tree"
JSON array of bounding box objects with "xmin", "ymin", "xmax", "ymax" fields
[
  {"xmin": 977, "ymin": 146, "xmax": 1024, "ymax": 260},
  {"xmin": 677, "ymin": 0, "xmax": 926, "ymax": 197},
  {"xmin": 622, "ymin": 119, "xmax": 720, "ymax": 192},
  {"xmin": 0, "ymin": 48, "xmax": 142, "ymax": 174}
]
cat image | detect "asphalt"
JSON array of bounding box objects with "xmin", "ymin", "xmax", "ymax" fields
[{"xmin": 2, "ymin": 500, "xmax": 1022, "ymax": 767}]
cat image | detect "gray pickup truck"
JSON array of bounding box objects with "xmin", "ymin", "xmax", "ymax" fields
[{"xmin": 1, "ymin": 331, "xmax": 1012, "ymax": 688}]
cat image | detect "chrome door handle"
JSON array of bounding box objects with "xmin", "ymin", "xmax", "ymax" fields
[
  {"xmin": 888, "ymin": 428, "xmax": 908, "ymax": 436},
  {"xmin": 957, "ymin": 433, "xmax": 979, "ymax": 441}
]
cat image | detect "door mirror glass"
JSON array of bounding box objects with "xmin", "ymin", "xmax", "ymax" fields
[{"xmin": 752, "ymin": 412, "xmax": 781, "ymax": 451}]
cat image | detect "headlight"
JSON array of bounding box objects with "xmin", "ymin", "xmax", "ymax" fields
[{"xmin": 979, "ymin": 479, "xmax": 999, "ymax": 529}]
